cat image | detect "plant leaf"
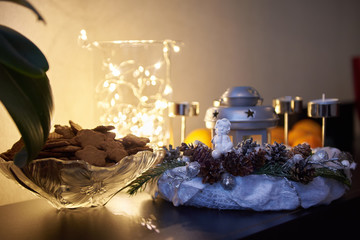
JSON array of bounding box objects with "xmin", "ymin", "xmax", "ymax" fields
[
  {"xmin": 0, "ymin": 0, "xmax": 46, "ymax": 23},
  {"xmin": 0, "ymin": 64, "xmax": 53, "ymax": 167},
  {"xmin": 0, "ymin": 25, "xmax": 49, "ymax": 77}
]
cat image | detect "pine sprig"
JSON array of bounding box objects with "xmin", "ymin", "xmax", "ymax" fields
[
  {"xmin": 315, "ymin": 168, "xmax": 351, "ymax": 187},
  {"xmin": 254, "ymin": 162, "xmax": 291, "ymax": 178},
  {"xmin": 121, "ymin": 160, "xmax": 186, "ymax": 195},
  {"xmin": 253, "ymin": 162, "xmax": 351, "ymax": 187}
]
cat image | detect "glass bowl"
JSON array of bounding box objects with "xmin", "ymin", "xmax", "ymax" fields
[{"xmin": 0, "ymin": 150, "xmax": 164, "ymax": 209}]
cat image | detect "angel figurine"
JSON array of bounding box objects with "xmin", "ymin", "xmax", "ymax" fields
[{"xmin": 211, "ymin": 118, "xmax": 233, "ymax": 159}]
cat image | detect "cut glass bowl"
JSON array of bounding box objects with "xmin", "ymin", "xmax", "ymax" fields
[{"xmin": 0, "ymin": 150, "xmax": 163, "ymax": 209}]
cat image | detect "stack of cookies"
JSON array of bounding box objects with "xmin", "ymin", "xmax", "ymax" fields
[{"xmin": 1, "ymin": 121, "xmax": 152, "ymax": 167}]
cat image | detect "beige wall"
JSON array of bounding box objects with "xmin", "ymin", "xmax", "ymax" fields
[{"xmin": 1, "ymin": 0, "xmax": 360, "ymax": 205}]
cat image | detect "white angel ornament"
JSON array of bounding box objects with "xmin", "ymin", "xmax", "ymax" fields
[{"xmin": 211, "ymin": 118, "xmax": 233, "ymax": 159}]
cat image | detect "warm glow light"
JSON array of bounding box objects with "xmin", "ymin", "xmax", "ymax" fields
[
  {"xmin": 80, "ymin": 29, "xmax": 87, "ymax": 41},
  {"xmin": 154, "ymin": 62, "xmax": 161, "ymax": 69},
  {"xmin": 173, "ymin": 45, "xmax": 180, "ymax": 53},
  {"xmin": 155, "ymin": 100, "xmax": 167, "ymax": 109},
  {"xmin": 93, "ymin": 41, "xmax": 180, "ymax": 146},
  {"xmin": 140, "ymin": 96, "xmax": 148, "ymax": 102},
  {"xmin": 109, "ymin": 63, "xmax": 120, "ymax": 76},
  {"xmin": 132, "ymin": 117, "xmax": 138, "ymax": 123},
  {"xmin": 164, "ymin": 85, "xmax": 173, "ymax": 95},
  {"xmin": 109, "ymin": 83, "xmax": 117, "ymax": 92}
]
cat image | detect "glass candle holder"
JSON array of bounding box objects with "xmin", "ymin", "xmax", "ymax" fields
[{"xmin": 81, "ymin": 35, "xmax": 181, "ymax": 147}]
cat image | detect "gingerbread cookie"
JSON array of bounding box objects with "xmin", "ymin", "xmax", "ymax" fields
[
  {"xmin": 122, "ymin": 134, "xmax": 150, "ymax": 148},
  {"xmin": 69, "ymin": 120, "xmax": 82, "ymax": 134},
  {"xmin": 54, "ymin": 125, "xmax": 75, "ymax": 139},
  {"xmin": 93, "ymin": 125, "xmax": 115, "ymax": 133},
  {"xmin": 1, "ymin": 121, "xmax": 153, "ymax": 167},
  {"xmin": 75, "ymin": 129, "xmax": 106, "ymax": 148},
  {"xmin": 0, "ymin": 139, "xmax": 24, "ymax": 161},
  {"xmin": 75, "ymin": 145, "xmax": 107, "ymax": 167},
  {"xmin": 126, "ymin": 146, "xmax": 153, "ymax": 155}
]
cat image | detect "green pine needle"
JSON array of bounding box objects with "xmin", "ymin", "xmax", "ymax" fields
[
  {"xmin": 254, "ymin": 162, "xmax": 291, "ymax": 178},
  {"xmin": 121, "ymin": 160, "xmax": 186, "ymax": 195},
  {"xmin": 315, "ymin": 168, "xmax": 351, "ymax": 187},
  {"xmin": 254, "ymin": 162, "xmax": 351, "ymax": 187}
]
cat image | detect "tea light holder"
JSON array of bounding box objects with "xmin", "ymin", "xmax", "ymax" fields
[
  {"xmin": 168, "ymin": 102, "xmax": 200, "ymax": 143},
  {"xmin": 273, "ymin": 96, "xmax": 303, "ymax": 145},
  {"xmin": 307, "ymin": 94, "xmax": 339, "ymax": 147}
]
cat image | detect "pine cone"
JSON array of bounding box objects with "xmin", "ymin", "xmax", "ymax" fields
[
  {"xmin": 289, "ymin": 143, "xmax": 312, "ymax": 159},
  {"xmin": 247, "ymin": 148, "xmax": 267, "ymax": 171},
  {"xmin": 192, "ymin": 144, "xmax": 222, "ymax": 184},
  {"xmin": 235, "ymin": 138, "xmax": 259, "ymax": 156},
  {"xmin": 199, "ymin": 157, "xmax": 223, "ymax": 184},
  {"xmin": 179, "ymin": 142, "xmax": 196, "ymax": 157},
  {"xmin": 289, "ymin": 159, "xmax": 315, "ymax": 184},
  {"xmin": 162, "ymin": 145, "xmax": 181, "ymax": 162},
  {"xmin": 192, "ymin": 143, "xmax": 213, "ymax": 163},
  {"xmin": 265, "ymin": 142, "xmax": 290, "ymax": 164},
  {"xmin": 222, "ymin": 151, "xmax": 254, "ymax": 177}
]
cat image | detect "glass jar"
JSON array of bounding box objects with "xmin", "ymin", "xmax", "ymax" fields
[{"xmin": 83, "ymin": 38, "xmax": 181, "ymax": 147}]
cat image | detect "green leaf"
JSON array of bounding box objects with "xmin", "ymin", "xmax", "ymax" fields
[
  {"xmin": 0, "ymin": 0, "xmax": 46, "ymax": 23},
  {"xmin": 0, "ymin": 25, "xmax": 49, "ymax": 77},
  {"xmin": 0, "ymin": 64, "xmax": 53, "ymax": 167}
]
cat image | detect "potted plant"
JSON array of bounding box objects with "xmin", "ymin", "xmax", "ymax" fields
[{"xmin": 0, "ymin": 0, "xmax": 53, "ymax": 167}]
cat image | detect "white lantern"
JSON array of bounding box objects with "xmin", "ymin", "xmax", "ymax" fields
[{"xmin": 204, "ymin": 86, "xmax": 278, "ymax": 146}]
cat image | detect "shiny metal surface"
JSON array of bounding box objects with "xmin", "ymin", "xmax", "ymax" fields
[
  {"xmin": 220, "ymin": 86, "xmax": 262, "ymax": 106},
  {"xmin": 273, "ymin": 96, "xmax": 303, "ymax": 114},
  {"xmin": 204, "ymin": 87, "xmax": 278, "ymax": 145},
  {"xmin": 168, "ymin": 102, "xmax": 200, "ymax": 117},
  {"xmin": 307, "ymin": 98, "xmax": 339, "ymax": 118},
  {"xmin": 168, "ymin": 102, "xmax": 200, "ymax": 142},
  {"xmin": 204, "ymin": 87, "xmax": 278, "ymax": 130},
  {"xmin": 204, "ymin": 106, "xmax": 278, "ymax": 130},
  {"xmin": 307, "ymin": 97, "xmax": 340, "ymax": 147},
  {"xmin": 273, "ymin": 96, "xmax": 303, "ymax": 145}
]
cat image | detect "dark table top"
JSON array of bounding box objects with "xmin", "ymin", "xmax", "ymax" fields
[{"xmin": 1, "ymin": 150, "xmax": 359, "ymax": 240}]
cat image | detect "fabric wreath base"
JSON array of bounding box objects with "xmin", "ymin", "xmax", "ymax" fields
[{"xmin": 157, "ymin": 169, "xmax": 346, "ymax": 211}]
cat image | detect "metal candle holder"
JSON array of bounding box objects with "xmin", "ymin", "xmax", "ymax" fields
[
  {"xmin": 273, "ymin": 96, "xmax": 303, "ymax": 145},
  {"xmin": 168, "ymin": 102, "xmax": 200, "ymax": 143},
  {"xmin": 307, "ymin": 94, "xmax": 339, "ymax": 147},
  {"xmin": 205, "ymin": 87, "xmax": 278, "ymax": 146}
]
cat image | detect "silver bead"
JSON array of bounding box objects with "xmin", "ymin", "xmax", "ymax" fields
[
  {"xmin": 186, "ymin": 162, "xmax": 200, "ymax": 178},
  {"xmin": 220, "ymin": 173, "xmax": 236, "ymax": 190}
]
